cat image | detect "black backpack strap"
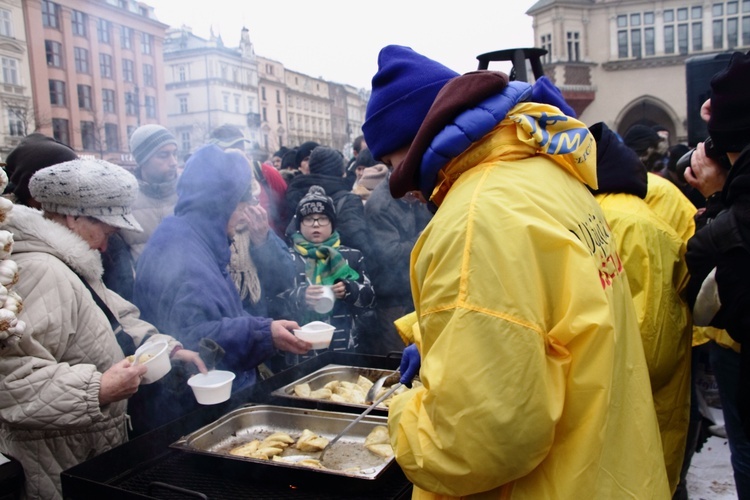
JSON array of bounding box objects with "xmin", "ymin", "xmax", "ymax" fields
[{"xmin": 75, "ymin": 273, "xmax": 137, "ymax": 356}]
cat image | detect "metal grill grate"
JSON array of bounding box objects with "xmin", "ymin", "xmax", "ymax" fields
[{"xmin": 112, "ymin": 451, "xmax": 411, "ymax": 499}]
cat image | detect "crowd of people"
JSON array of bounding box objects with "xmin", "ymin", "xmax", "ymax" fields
[
  {"xmin": 0, "ymin": 42, "xmax": 748, "ymax": 500},
  {"xmin": 0, "ymin": 109, "xmax": 432, "ymax": 497}
]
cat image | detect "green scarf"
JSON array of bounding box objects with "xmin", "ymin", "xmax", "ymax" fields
[{"xmin": 292, "ymin": 231, "xmax": 360, "ymax": 285}]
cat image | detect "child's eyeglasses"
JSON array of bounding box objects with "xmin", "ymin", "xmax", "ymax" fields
[{"xmin": 301, "ymin": 216, "xmax": 330, "ymax": 227}]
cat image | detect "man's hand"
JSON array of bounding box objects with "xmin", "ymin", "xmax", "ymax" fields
[
  {"xmin": 331, "ymin": 281, "xmax": 347, "ymax": 299},
  {"xmin": 700, "ymin": 98, "xmax": 712, "ymax": 123},
  {"xmin": 271, "ymin": 320, "xmax": 312, "ymax": 354},
  {"xmin": 171, "ymin": 349, "xmax": 208, "ymax": 374},
  {"xmin": 245, "ymin": 205, "xmax": 270, "ymax": 246},
  {"xmin": 99, "ymin": 358, "xmax": 147, "ymax": 406},
  {"xmin": 305, "ymin": 285, "xmax": 325, "ymax": 310},
  {"xmin": 684, "ymin": 141, "xmax": 728, "ymax": 198}
]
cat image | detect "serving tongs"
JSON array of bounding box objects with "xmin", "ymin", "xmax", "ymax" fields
[{"xmin": 284, "ymin": 371, "xmax": 401, "ymax": 465}]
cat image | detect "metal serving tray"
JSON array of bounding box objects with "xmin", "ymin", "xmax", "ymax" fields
[
  {"xmin": 170, "ymin": 404, "xmax": 395, "ymax": 481},
  {"xmin": 271, "ymin": 364, "xmax": 401, "ymax": 411}
]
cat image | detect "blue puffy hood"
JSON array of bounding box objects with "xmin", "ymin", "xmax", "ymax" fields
[{"xmin": 175, "ymin": 144, "xmax": 252, "ymax": 223}]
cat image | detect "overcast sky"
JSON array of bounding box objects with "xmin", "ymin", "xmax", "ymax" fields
[{"xmin": 149, "ymin": 1, "xmax": 538, "ymax": 90}]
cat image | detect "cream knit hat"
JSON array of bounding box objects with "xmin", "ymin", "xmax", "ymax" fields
[{"xmin": 29, "ymin": 158, "xmax": 143, "ymax": 232}]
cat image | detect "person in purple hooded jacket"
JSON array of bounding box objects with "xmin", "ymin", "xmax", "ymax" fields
[{"xmin": 134, "ymin": 144, "xmax": 310, "ymax": 392}]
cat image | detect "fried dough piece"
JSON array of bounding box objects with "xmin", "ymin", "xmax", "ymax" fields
[
  {"xmin": 364, "ymin": 425, "xmax": 389, "ymax": 446},
  {"xmin": 297, "ymin": 458, "xmax": 325, "ymax": 469},
  {"xmin": 366, "ymin": 443, "xmax": 394, "ymax": 458},
  {"xmin": 323, "ymin": 380, "xmax": 340, "ymax": 391},
  {"xmin": 272, "ymin": 456, "xmax": 326, "ymax": 469},
  {"xmin": 356, "ymin": 375, "xmax": 374, "ymax": 391},
  {"xmin": 257, "ymin": 446, "xmax": 284, "ymax": 457},
  {"xmin": 295, "ymin": 429, "xmax": 329, "ymax": 452},
  {"xmin": 263, "ymin": 432, "xmax": 295, "ymax": 445},
  {"xmin": 364, "ymin": 425, "xmax": 393, "ymax": 458},
  {"xmin": 333, "ymin": 386, "xmax": 365, "ymax": 404},
  {"xmin": 309, "ymin": 388, "xmax": 333, "ymax": 399},
  {"xmin": 293, "ymin": 382, "xmax": 311, "ymax": 397},
  {"xmin": 229, "ymin": 439, "xmax": 261, "ymax": 457}
]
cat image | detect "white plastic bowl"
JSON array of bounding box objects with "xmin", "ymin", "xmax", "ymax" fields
[
  {"xmin": 187, "ymin": 370, "xmax": 236, "ymax": 405},
  {"xmin": 293, "ymin": 321, "xmax": 335, "ymax": 349},
  {"xmin": 131, "ymin": 340, "xmax": 171, "ymax": 385}
]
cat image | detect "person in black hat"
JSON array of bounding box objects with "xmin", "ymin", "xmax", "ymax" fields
[
  {"xmin": 3, "ymin": 133, "xmax": 78, "ymax": 208},
  {"xmin": 272, "ymin": 185, "xmax": 374, "ymax": 369},
  {"xmin": 294, "ymin": 141, "xmax": 320, "ymax": 174},
  {"xmin": 684, "ymin": 50, "xmax": 750, "ymax": 500},
  {"xmin": 271, "ymin": 146, "xmax": 290, "ymax": 171},
  {"xmin": 623, "ymin": 124, "xmax": 663, "ymax": 171},
  {"xmin": 283, "ymin": 146, "xmax": 368, "ymax": 254}
]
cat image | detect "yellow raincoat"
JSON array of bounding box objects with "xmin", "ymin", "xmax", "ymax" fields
[
  {"xmin": 595, "ymin": 192, "xmax": 691, "ymax": 493},
  {"xmin": 390, "ymin": 103, "xmax": 670, "ymax": 499},
  {"xmin": 644, "ymin": 173, "xmax": 697, "ymax": 244},
  {"xmin": 644, "ymin": 174, "xmax": 740, "ymax": 351}
]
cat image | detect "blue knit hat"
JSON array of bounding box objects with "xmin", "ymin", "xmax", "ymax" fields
[{"xmin": 363, "ymin": 45, "xmax": 459, "ymax": 161}]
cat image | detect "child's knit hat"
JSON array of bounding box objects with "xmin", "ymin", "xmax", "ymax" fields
[{"xmin": 296, "ymin": 185, "xmax": 336, "ymax": 230}]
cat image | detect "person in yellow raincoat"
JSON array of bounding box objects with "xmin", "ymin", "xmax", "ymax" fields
[
  {"xmin": 644, "ymin": 172, "xmax": 697, "ymax": 244},
  {"xmin": 361, "ymin": 45, "xmax": 670, "ymax": 499},
  {"xmin": 589, "ymin": 122, "xmax": 692, "ymax": 494}
]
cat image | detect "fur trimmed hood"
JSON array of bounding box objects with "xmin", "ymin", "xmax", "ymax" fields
[{"xmin": 4, "ymin": 204, "xmax": 104, "ymax": 282}]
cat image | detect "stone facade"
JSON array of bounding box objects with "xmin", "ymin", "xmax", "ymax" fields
[
  {"xmin": 163, "ymin": 25, "xmax": 260, "ymax": 161},
  {"xmin": 23, "ymin": 0, "xmax": 168, "ymax": 166},
  {"xmin": 0, "ymin": 0, "xmax": 33, "ymax": 161},
  {"xmin": 527, "ymin": 0, "xmax": 750, "ymax": 145}
]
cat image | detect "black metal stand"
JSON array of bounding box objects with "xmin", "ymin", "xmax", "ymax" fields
[{"xmin": 476, "ymin": 47, "xmax": 548, "ymax": 82}]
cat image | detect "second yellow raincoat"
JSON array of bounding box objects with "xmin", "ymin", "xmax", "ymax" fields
[
  {"xmin": 388, "ymin": 73, "xmax": 670, "ymax": 499},
  {"xmin": 589, "ymin": 122, "xmax": 691, "ymax": 494}
]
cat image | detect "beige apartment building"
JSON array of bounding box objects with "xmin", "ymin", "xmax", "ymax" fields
[
  {"xmin": 164, "ymin": 27, "xmax": 369, "ymax": 161},
  {"xmin": 24, "ymin": 0, "xmax": 168, "ymax": 166},
  {"xmin": 527, "ymin": 0, "xmax": 749, "ymax": 145},
  {"xmin": 163, "ymin": 26, "xmax": 260, "ymax": 160},
  {"xmin": 343, "ymin": 84, "xmax": 368, "ymax": 149},
  {"xmin": 257, "ymin": 55, "xmax": 287, "ymax": 154},
  {"xmin": 0, "ymin": 0, "xmax": 33, "ymax": 161},
  {"xmin": 284, "ymin": 68, "xmax": 332, "ymax": 148}
]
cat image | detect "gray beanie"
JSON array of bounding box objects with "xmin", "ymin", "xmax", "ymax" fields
[
  {"xmin": 129, "ymin": 124, "xmax": 177, "ymax": 166},
  {"xmin": 29, "ymin": 158, "xmax": 143, "ymax": 232}
]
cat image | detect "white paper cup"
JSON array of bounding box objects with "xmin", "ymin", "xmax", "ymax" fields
[
  {"xmin": 187, "ymin": 370, "xmax": 235, "ymax": 405},
  {"xmin": 293, "ymin": 321, "xmax": 335, "ymax": 349},
  {"xmin": 314, "ymin": 285, "xmax": 335, "ymax": 314}
]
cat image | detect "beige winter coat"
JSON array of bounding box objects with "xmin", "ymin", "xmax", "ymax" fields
[
  {"xmin": 0, "ymin": 205, "xmax": 180, "ymax": 499},
  {"xmin": 120, "ymin": 179, "xmax": 178, "ymax": 263}
]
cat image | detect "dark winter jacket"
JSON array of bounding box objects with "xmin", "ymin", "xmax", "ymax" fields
[
  {"xmin": 685, "ymin": 143, "xmax": 750, "ymax": 435},
  {"xmin": 364, "ymin": 175, "xmax": 432, "ymax": 307},
  {"xmin": 236, "ymin": 230, "xmax": 295, "ymax": 318},
  {"xmin": 284, "ymin": 173, "xmax": 369, "ymax": 253},
  {"xmin": 272, "ymin": 242, "xmax": 375, "ymax": 368},
  {"xmin": 588, "ymin": 122, "xmax": 648, "ymax": 198},
  {"xmin": 134, "ymin": 145, "xmax": 275, "ymax": 390}
]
